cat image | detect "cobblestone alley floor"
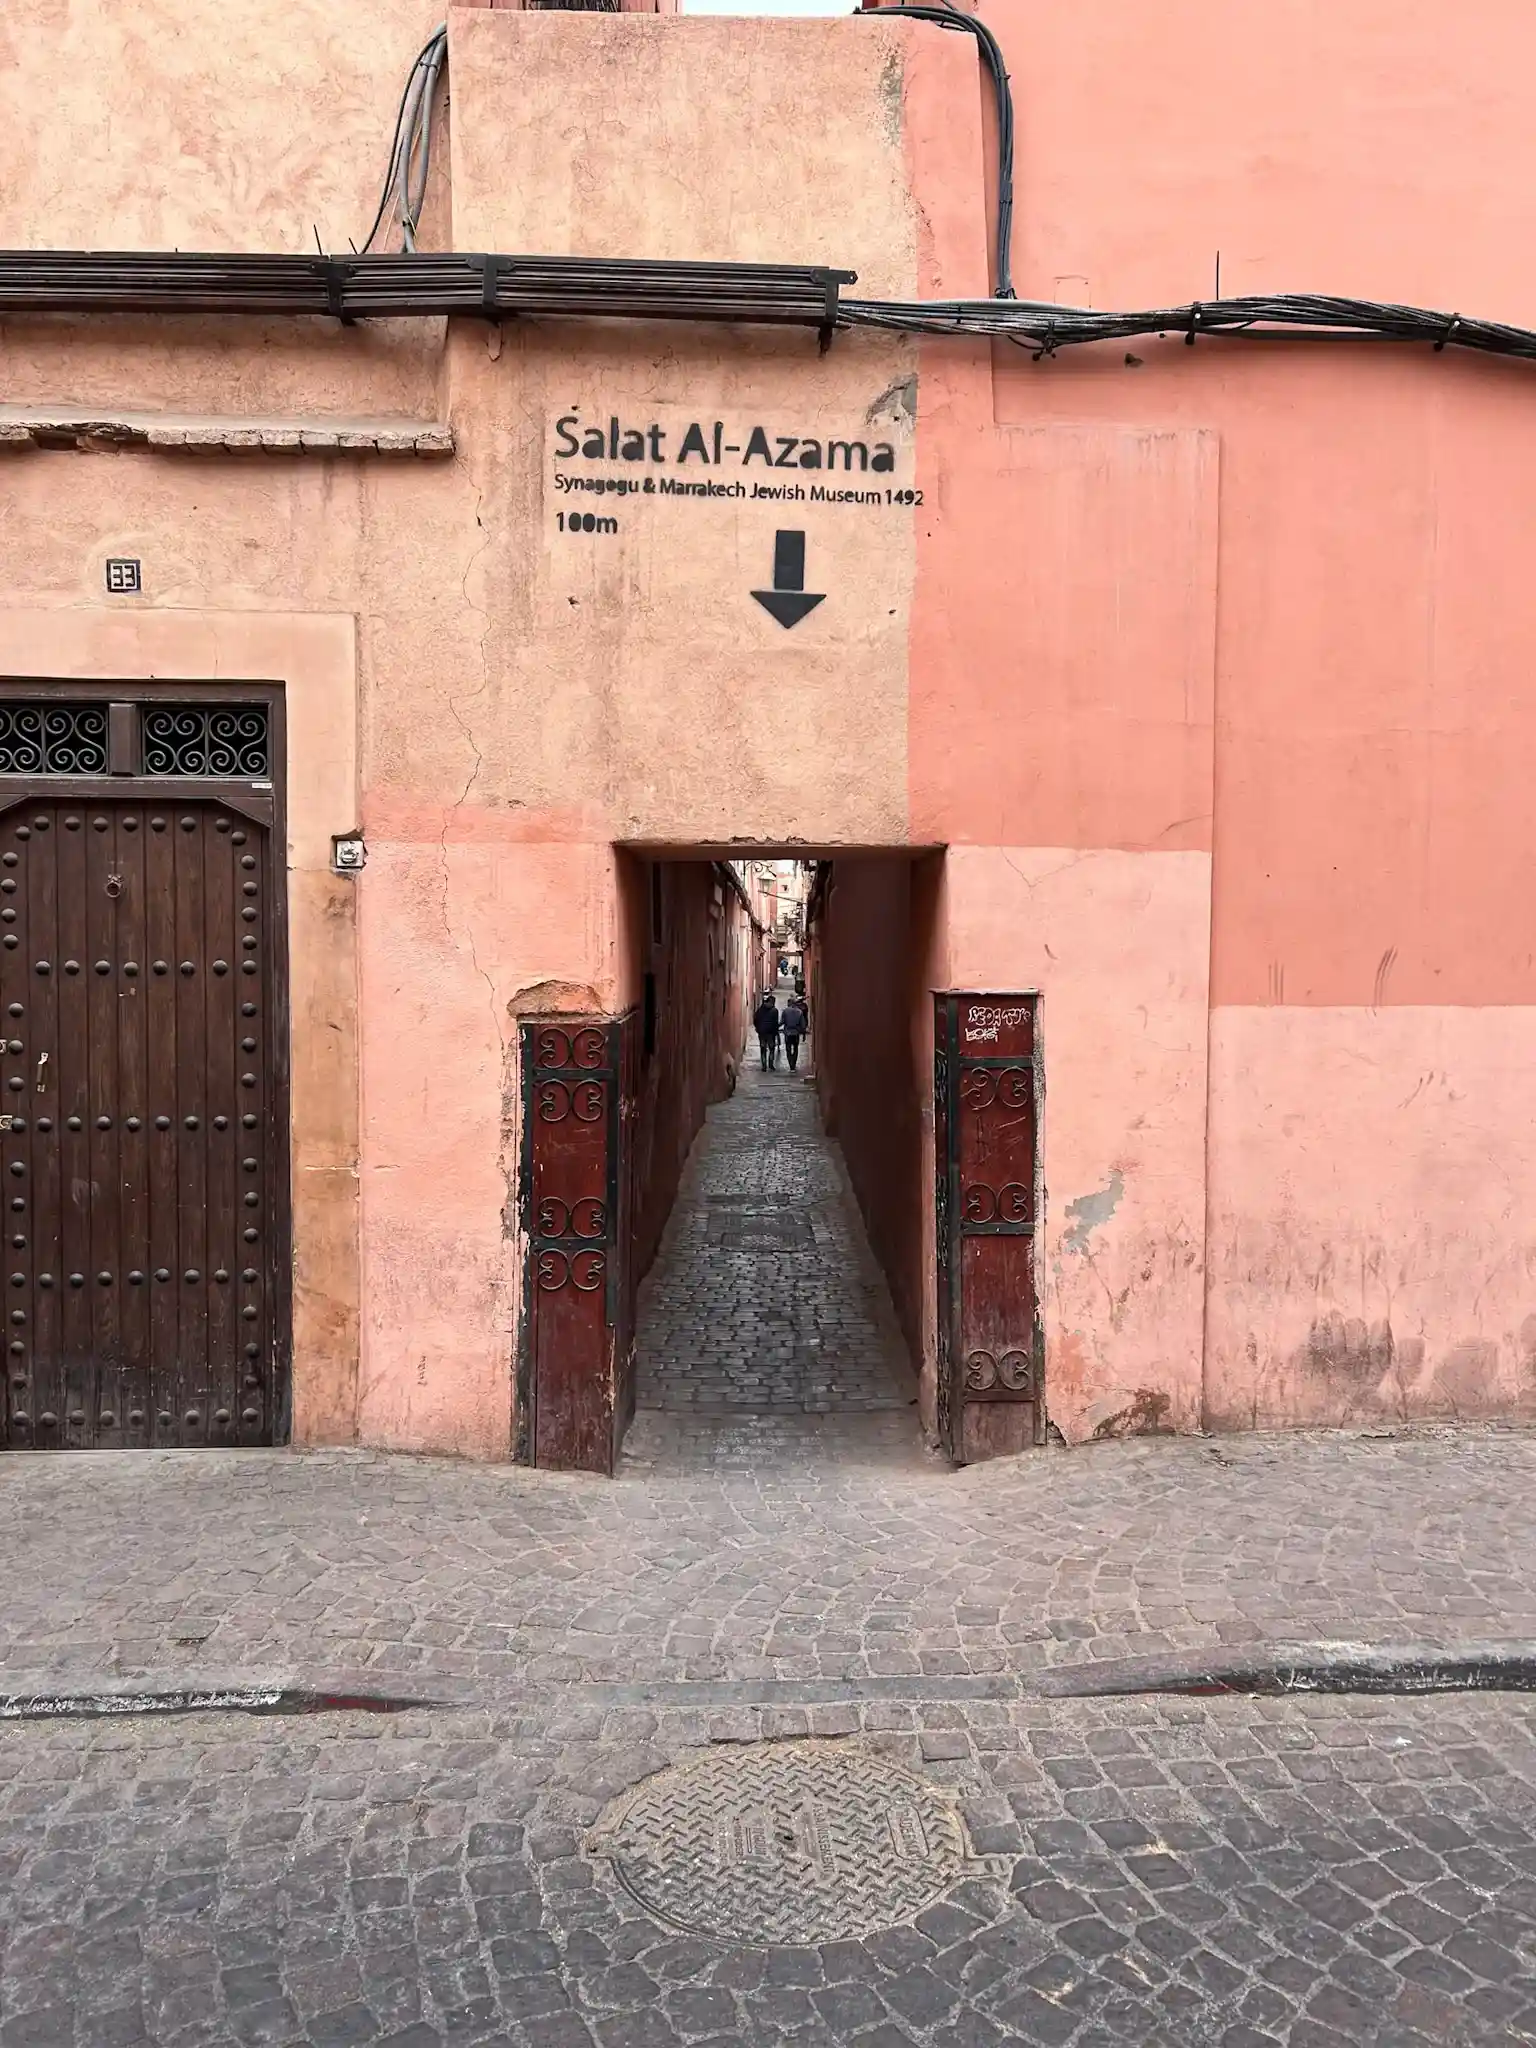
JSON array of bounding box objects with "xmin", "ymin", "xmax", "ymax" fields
[
  {"xmin": 633, "ymin": 1043, "xmax": 917, "ymax": 1422},
  {"xmin": 7, "ymin": 1396, "xmax": 1536, "ymax": 2040}
]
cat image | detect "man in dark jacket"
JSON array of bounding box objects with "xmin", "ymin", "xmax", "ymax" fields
[
  {"xmin": 753, "ymin": 991, "xmax": 781, "ymax": 1071},
  {"xmin": 782, "ymin": 993, "xmax": 808, "ymax": 1070}
]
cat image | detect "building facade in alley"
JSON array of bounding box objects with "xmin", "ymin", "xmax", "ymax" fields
[{"xmin": 2, "ymin": 0, "xmax": 1532, "ymax": 1465}]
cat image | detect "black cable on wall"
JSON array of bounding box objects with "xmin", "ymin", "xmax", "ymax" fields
[
  {"xmin": 18, "ymin": 21, "xmax": 1536, "ymax": 384},
  {"xmin": 840, "ymin": 292, "xmax": 1533, "ymax": 365},
  {"xmin": 855, "ymin": 2, "xmax": 1016, "ymax": 299},
  {"xmin": 359, "ymin": 24, "xmax": 448, "ymax": 255},
  {"xmin": 11, "ymin": 254, "xmax": 1536, "ymax": 378}
]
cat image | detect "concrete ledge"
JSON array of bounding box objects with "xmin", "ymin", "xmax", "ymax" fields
[{"xmin": 0, "ymin": 405, "xmax": 454, "ymax": 455}]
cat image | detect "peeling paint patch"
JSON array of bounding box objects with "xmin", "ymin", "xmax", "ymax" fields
[
  {"xmin": 509, "ymin": 978, "xmax": 603, "ymax": 1017},
  {"xmin": 866, "ymin": 373, "xmax": 918, "ymax": 429},
  {"xmin": 1062, "ymin": 1170, "xmax": 1124, "ymax": 1255},
  {"xmin": 877, "ymin": 44, "xmax": 904, "ymax": 147}
]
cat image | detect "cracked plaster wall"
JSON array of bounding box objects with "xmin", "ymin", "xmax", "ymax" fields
[{"xmin": 0, "ymin": 7, "xmax": 966, "ymax": 1457}]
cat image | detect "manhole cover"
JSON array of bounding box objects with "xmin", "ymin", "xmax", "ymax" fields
[{"xmin": 590, "ymin": 1740, "xmax": 969, "ymax": 1944}]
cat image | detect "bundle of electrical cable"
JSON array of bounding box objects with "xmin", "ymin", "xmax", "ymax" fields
[
  {"xmin": 359, "ymin": 24, "xmax": 447, "ymax": 255},
  {"xmin": 839, "ymin": 294, "xmax": 1535, "ymax": 359}
]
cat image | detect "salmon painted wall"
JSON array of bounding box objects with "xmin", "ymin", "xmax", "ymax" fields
[
  {"xmin": 904, "ymin": 400, "xmax": 1218, "ymax": 1443},
  {"xmin": 982, "ymin": 347, "xmax": 1536, "ymax": 1430},
  {"xmin": 903, "ymin": 0, "xmax": 1536, "ymax": 1432}
]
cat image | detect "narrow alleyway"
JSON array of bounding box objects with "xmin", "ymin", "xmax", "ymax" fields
[{"xmin": 632, "ymin": 1024, "xmax": 919, "ymax": 1422}]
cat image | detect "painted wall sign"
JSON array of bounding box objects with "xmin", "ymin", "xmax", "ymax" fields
[
  {"xmin": 549, "ymin": 408, "xmax": 920, "ymax": 516},
  {"xmin": 555, "ymin": 411, "xmax": 908, "ymax": 481},
  {"xmin": 541, "ymin": 398, "xmax": 916, "ymax": 635},
  {"xmin": 104, "ymin": 558, "xmax": 141, "ymax": 594},
  {"xmin": 751, "ymin": 531, "xmax": 824, "ymax": 629}
]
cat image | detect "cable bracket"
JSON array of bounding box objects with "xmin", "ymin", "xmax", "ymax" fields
[
  {"xmin": 320, "ymin": 259, "xmax": 356, "ymax": 327},
  {"xmin": 817, "ymin": 268, "xmax": 841, "ymax": 355},
  {"xmin": 481, "ymin": 255, "xmax": 505, "ymax": 325}
]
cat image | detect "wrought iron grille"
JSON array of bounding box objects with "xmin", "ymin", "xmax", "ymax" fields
[
  {"xmin": 144, "ymin": 706, "xmax": 269, "ymax": 777},
  {"xmin": 0, "ymin": 701, "xmax": 271, "ymax": 778},
  {"xmin": 0, "ymin": 704, "xmax": 108, "ymax": 774}
]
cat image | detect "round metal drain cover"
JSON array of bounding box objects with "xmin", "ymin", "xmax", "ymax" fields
[{"xmin": 592, "ymin": 1739, "xmax": 968, "ymax": 1944}]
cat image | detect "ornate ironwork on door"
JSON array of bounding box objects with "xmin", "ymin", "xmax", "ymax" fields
[
  {"xmin": 519, "ymin": 1016, "xmax": 634, "ymax": 1473},
  {"xmin": 934, "ymin": 992, "xmax": 1044, "ymax": 1464},
  {"xmin": 143, "ymin": 706, "xmax": 270, "ymax": 778},
  {"xmin": 0, "ymin": 701, "xmax": 270, "ymax": 779},
  {"xmin": 0, "ymin": 705, "xmax": 109, "ymax": 774}
]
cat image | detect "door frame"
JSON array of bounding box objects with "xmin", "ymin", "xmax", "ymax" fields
[{"xmin": 0, "ymin": 677, "xmax": 293, "ymax": 1441}]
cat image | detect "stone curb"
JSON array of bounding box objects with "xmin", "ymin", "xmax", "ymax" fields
[
  {"xmin": 1038, "ymin": 1638, "xmax": 1536, "ymax": 1697},
  {"xmin": 0, "ymin": 1672, "xmax": 458, "ymax": 1721},
  {"xmin": 12, "ymin": 1640, "xmax": 1536, "ymax": 1722}
]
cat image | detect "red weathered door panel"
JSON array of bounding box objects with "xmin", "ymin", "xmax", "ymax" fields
[
  {"xmin": 934, "ymin": 992, "xmax": 1044, "ymax": 1464},
  {"xmin": 520, "ymin": 1017, "xmax": 631, "ymax": 1473}
]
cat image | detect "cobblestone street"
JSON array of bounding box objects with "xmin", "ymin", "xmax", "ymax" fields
[
  {"xmin": 5, "ymin": 1422, "xmax": 1536, "ymax": 2045},
  {"xmin": 634, "ymin": 1033, "xmax": 916, "ymax": 1419}
]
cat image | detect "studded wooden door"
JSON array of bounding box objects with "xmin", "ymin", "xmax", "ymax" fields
[
  {"xmin": 0, "ymin": 733, "xmax": 287, "ymax": 1450},
  {"xmin": 934, "ymin": 992, "xmax": 1044, "ymax": 1464},
  {"xmin": 519, "ymin": 1016, "xmax": 625, "ymax": 1474}
]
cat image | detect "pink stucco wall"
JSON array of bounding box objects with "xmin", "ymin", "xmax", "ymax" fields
[
  {"xmin": 898, "ymin": 0, "xmax": 1536, "ymax": 1438},
  {"xmin": 3, "ymin": 0, "xmax": 1535, "ymax": 1454},
  {"xmin": 1206, "ymin": 1008, "xmax": 1536, "ymax": 1428}
]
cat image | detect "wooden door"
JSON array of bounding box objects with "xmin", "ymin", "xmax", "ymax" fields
[
  {"xmin": 934, "ymin": 992, "xmax": 1044, "ymax": 1463},
  {"xmin": 1, "ymin": 787, "xmax": 285, "ymax": 1449},
  {"xmin": 519, "ymin": 1016, "xmax": 627, "ymax": 1473}
]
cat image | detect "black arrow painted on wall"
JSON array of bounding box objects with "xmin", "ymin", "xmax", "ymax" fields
[{"xmin": 751, "ymin": 530, "xmax": 825, "ymax": 629}]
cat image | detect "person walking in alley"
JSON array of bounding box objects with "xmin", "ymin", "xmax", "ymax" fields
[
  {"xmin": 782, "ymin": 991, "xmax": 808, "ymax": 1070},
  {"xmin": 753, "ymin": 990, "xmax": 782, "ymax": 1071}
]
